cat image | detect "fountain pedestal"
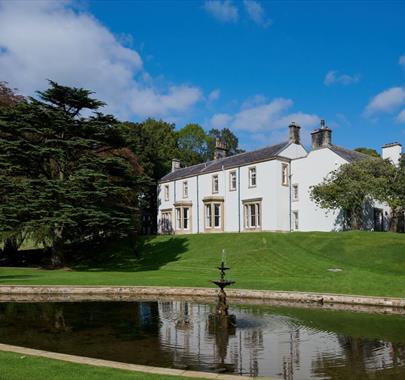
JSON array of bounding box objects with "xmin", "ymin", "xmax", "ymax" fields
[{"xmin": 208, "ymin": 261, "xmax": 236, "ymax": 330}]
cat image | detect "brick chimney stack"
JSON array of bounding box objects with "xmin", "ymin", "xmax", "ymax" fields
[
  {"xmin": 382, "ymin": 142, "xmax": 402, "ymax": 166},
  {"xmin": 171, "ymin": 159, "xmax": 181, "ymax": 172},
  {"xmin": 311, "ymin": 120, "xmax": 332, "ymax": 149},
  {"xmin": 288, "ymin": 122, "xmax": 301, "ymax": 144},
  {"xmin": 214, "ymin": 138, "xmax": 227, "ymax": 160}
]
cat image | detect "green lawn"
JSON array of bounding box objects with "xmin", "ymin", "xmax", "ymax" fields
[
  {"xmin": 0, "ymin": 350, "xmax": 207, "ymax": 380},
  {"xmin": 1, "ymin": 231, "xmax": 405, "ymax": 297}
]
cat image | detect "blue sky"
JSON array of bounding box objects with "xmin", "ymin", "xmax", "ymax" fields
[{"xmin": 1, "ymin": 1, "xmax": 405, "ymax": 152}]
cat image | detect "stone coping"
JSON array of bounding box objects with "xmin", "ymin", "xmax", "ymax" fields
[
  {"xmin": 0, "ymin": 285, "xmax": 404, "ymax": 309},
  {"xmin": 0, "ymin": 343, "xmax": 277, "ymax": 380}
]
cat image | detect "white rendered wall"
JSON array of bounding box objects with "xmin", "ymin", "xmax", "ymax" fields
[
  {"xmin": 158, "ymin": 143, "xmax": 318, "ymax": 234},
  {"xmin": 382, "ymin": 144, "xmax": 402, "ymax": 166},
  {"xmin": 278, "ymin": 143, "xmax": 307, "ymax": 159},
  {"xmin": 291, "ymin": 148, "xmax": 348, "ymax": 232}
]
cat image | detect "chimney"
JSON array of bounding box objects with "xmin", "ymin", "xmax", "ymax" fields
[
  {"xmin": 288, "ymin": 122, "xmax": 301, "ymax": 144},
  {"xmin": 311, "ymin": 119, "xmax": 332, "ymax": 149},
  {"xmin": 214, "ymin": 138, "xmax": 227, "ymax": 160},
  {"xmin": 382, "ymin": 142, "xmax": 402, "ymax": 166},
  {"xmin": 171, "ymin": 159, "xmax": 181, "ymax": 172}
]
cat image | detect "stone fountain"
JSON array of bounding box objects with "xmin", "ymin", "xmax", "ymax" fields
[{"xmin": 208, "ymin": 250, "xmax": 236, "ymax": 329}]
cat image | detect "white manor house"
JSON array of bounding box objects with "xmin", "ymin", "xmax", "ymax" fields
[{"xmin": 157, "ymin": 121, "xmax": 403, "ymax": 234}]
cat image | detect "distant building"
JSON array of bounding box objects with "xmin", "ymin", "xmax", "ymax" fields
[{"xmin": 157, "ymin": 121, "xmax": 402, "ymax": 234}]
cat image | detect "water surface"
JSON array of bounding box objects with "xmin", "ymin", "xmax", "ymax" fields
[{"xmin": 0, "ymin": 300, "xmax": 405, "ymax": 379}]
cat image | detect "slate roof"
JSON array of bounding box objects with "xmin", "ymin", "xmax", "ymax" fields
[
  {"xmin": 160, "ymin": 141, "xmax": 291, "ymax": 183},
  {"xmin": 159, "ymin": 141, "xmax": 370, "ymax": 183},
  {"xmin": 328, "ymin": 144, "xmax": 370, "ymax": 162}
]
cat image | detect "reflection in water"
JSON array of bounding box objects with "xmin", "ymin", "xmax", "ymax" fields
[{"xmin": 0, "ymin": 300, "xmax": 405, "ymax": 379}]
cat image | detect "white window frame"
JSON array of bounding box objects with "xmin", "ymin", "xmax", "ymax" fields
[
  {"xmin": 164, "ymin": 184, "xmax": 169, "ymax": 201},
  {"xmin": 205, "ymin": 204, "xmax": 212, "ymax": 228},
  {"xmin": 248, "ymin": 167, "xmax": 257, "ymax": 188},
  {"xmin": 204, "ymin": 201, "xmax": 223, "ymax": 231},
  {"xmin": 160, "ymin": 210, "xmax": 173, "ymax": 233},
  {"xmin": 292, "ymin": 184, "xmax": 299, "ymax": 201},
  {"xmin": 229, "ymin": 171, "xmax": 237, "ymax": 191},
  {"xmin": 282, "ymin": 163, "xmax": 289, "ymax": 186},
  {"xmin": 212, "ymin": 174, "xmax": 219, "ymax": 194},
  {"xmin": 243, "ymin": 200, "xmax": 261, "ymax": 230},
  {"xmin": 175, "ymin": 206, "xmax": 191, "ymax": 231},
  {"xmin": 183, "ymin": 181, "xmax": 188, "ymax": 198},
  {"xmin": 292, "ymin": 210, "xmax": 299, "ymax": 231}
]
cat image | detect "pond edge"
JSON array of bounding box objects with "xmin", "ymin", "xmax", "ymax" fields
[
  {"xmin": 0, "ymin": 343, "xmax": 277, "ymax": 380},
  {"xmin": 0, "ymin": 285, "xmax": 404, "ymax": 312}
]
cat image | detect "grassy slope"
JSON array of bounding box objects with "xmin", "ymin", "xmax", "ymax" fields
[
  {"xmin": 0, "ymin": 351, "xmax": 207, "ymax": 380},
  {"xmin": 1, "ymin": 231, "xmax": 405, "ymax": 297}
]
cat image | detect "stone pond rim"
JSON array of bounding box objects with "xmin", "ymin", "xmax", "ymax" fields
[{"xmin": 0, "ymin": 285, "xmax": 405, "ymax": 310}]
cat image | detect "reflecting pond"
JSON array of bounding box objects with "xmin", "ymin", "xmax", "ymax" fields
[{"xmin": 1, "ymin": 299, "xmax": 405, "ymax": 379}]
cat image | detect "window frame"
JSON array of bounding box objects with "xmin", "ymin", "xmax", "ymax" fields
[
  {"xmin": 229, "ymin": 171, "xmax": 237, "ymax": 191},
  {"xmin": 281, "ymin": 163, "xmax": 289, "ymax": 187},
  {"xmin": 164, "ymin": 184, "xmax": 169, "ymax": 201},
  {"xmin": 248, "ymin": 167, "xmax": 257, "ymax": 188},
  {"xmin": 203, "ymin": 200, "xmax": 224, "ymax": 232},
  {"xmin": 292, "ymin": 210, "xmax": 299, "ymax": 231},
  {"xmin": 243, "ymin": 200, "xmax": 262, "ymax": 231},
  {"xmin": 175, "ymin": 205, "xmax": 192, "ymax": 233},
  {"xmin": 183, "ymin": 181, "xmax": 188, "ymax": 199},
  {"xmin": 160, "ymin": 209, "xmax": 173, "ymax": 233},
  {"xmin": 292, "ymin": 183, "xmax": 299, "ymax": 201},
  {"xmin": 212, "ymin": 174, "xmax": 219, "ymax": 194}
]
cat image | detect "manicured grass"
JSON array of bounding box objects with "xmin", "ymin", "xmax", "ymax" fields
[
  {"xmin": 1, "ymin": 231, "xmax": 405, "ymax": 297},
  {"xmin": 0, "ymin": 350, "xmax": 206, "ymax": 380}
]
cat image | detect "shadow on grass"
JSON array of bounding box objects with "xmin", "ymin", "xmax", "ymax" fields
[
  {"xmin": 0, "ymin": 275, "xmax": 38, "ymax": 282},
  {"xmin": 71, "ymin": 235, "xmax": 189, "ymax": 273}
]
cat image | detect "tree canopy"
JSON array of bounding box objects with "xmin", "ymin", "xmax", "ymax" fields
[
  {"xmin": 0, "ymin": 81, "xmax": 144, "ymax": 266},
  {"xmin": 354, "ymin": 147, "xmax": 381, "ymax": 158},
  {"xmin": 311, "ymin": 157, "xmax": 404, "ymax": 231}
]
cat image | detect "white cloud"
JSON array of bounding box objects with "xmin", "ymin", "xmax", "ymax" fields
[
  {"xmin": 130, "ymin": 85, "xmax": 202, "ymax": 118},
  {"xmin": 209, "ymin": 97, "xmax": 319, "ymax": 132},
  {"xmin": 397, "ymin": 109, "xmax": 405, "ymax": 123},
  {"xmin": 365, "ymin": 87, "xmax": 405, "ymax": 116},
  {"xmin": 204, "ymin": 0, "xmax": 238, "ymax": 23},
  {"xmin": 208, "ymin": 88, "xmax": 221, "ymax": 102},
  {"xmin": 210, "ymin": 113, "xmax": 232, "ymax": 128},
  {"xmin": 324, "ymin": 70, "xmax": 360, "ymax": 86},
  {"xmin": 243, "ymin": 0, "xmax": 271, "ymax": 27},
  {"xmin": 0, "ymin": 1, "xmax": 203, "ymax": 119},
  {"xmin": 399, "ymin": 55, "xmax": 405, "ymax": 69}
]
